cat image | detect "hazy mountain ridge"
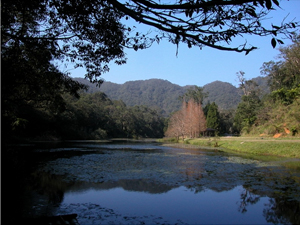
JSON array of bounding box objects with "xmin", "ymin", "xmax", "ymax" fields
[
  {"xmin": 203, "ymin": 81, "xmax": 243, "ymax": 110},
  {"xmin": 74, "ymin": 77, "xmax": 268, "ymax": 116}
]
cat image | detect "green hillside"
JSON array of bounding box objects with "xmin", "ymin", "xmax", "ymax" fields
[
  {"xmin": 73, "ymin": 78, "xmax": 268, "ymax": 116},
  {"xmin": 74, "ymin": 78, "xmax": 187, "ymax": 116},
  {"xmin": 203, "ymin": 81, "xmax": 242, "ymax": 110}
]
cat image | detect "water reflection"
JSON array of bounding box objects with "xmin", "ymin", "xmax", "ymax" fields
[
  {"xmin": 237, "ymin": 188, "xmax": 260, "ymax": 213},
  {"xmin": 264, "ymin": 197, "xmax": 300, "ymax": 224},
  {"xmin": 20, "ymin": 141, "xmax": 300, "ymax": 224},
  {"xmin": 58, "ymin": 185, "xmax": 270, "ymax": 224}
]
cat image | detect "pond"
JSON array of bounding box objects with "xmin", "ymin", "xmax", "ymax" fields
[{"xmin": 17, "ymin": 140, "xmax": 300, "ymax": 224}]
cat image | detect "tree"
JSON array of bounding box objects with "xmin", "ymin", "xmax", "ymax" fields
[
  {"xmin": 180, "ymin": 86, "xmax": 208, "ymax": 105},
  {"xmin": 165, "ymin": 99, "xmax": 206, "ymax": 139},
  {"xmin": 236, "ymin": 71, "xmax": 262, "ymax": 96},
  {"xmin": 261, "ymin": 34, "xmax": 300, "ymax": 91},
  {"xmin": 248, "ymin": 35, "xmax": 300, "ymax": 135},
  {"xmin": 234, "ymin": 93, "xmax": 262, "ymax": 133},
  {"xmin": 203, "ymin": 101, "xmax": 211, "ymax": 117},
  {"xmin": 261, "ymin": 34, "xmax": 300, "ymax": 104},
  {"xmin": 219, "ymin": 109, "xmax": 236, "ymax": 134},
  {"xmin": 165, "ymin": 110, "xmax": 186, "ymax": 140},
  {"xmin": 234, "ymin": 72, "xmax": 263, "ymax": 133},
  {"xmin": 183, "ymin": 99, "xmax": 207, "ymax": 138},
  {"xmin": 206, "ymin": 102, "xmax": 221, "ymax": 133}
]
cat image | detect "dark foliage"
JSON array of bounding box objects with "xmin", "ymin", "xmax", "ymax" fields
[
  {"xmin": 10, "ymin": 92, "xmax": 166, "ymax": 140},
  {"xmin": 206, "ymin": 102, "xmax": 221, "ymax": 132}
]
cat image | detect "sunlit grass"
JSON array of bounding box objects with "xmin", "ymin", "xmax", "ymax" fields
[
  {"xmin": 161, "ymin": 137, "xmax": 300, "ymax": 158},
  {"xmin": 218, "ymin": 140, "xmax": 300, "ymax": 158}
]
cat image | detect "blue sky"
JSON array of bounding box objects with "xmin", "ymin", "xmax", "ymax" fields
[{"xmin": 69, "ymin": 0, "xmax": 300, "ymax": 87}]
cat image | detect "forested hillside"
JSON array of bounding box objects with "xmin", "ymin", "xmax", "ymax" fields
[
  {"xmin": 74, "ymin": 78, "xmax": 247, "ymax": 115},
  {"xmin": 202, "ymin": 81, "xmax": 242, "ymax": 110},
  {"xmin": 237, "ymin": 35, "xmax": 300, "ymax": 136},
  {"xmin": 251, "ymin": 76, "xmax": 270, "ymax": 97},
  {"xmin": 74, "ymin": 78, "xmax": 187, "ymax": 116}
]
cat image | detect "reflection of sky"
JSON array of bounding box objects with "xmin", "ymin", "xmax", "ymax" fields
[
  {"xmin": 62, "ymin": 185, "xmax": 271, "ymax": 224},
  {"xmin": 36, "ymin": 141, "xmax": 300, "ymax": 224}
]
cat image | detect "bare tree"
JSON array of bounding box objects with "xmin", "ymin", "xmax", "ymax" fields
[
  {"xmin": 165, "ymin": 110, "xmax": 186, "ymax": 140},
  {"xmin": 166, "ymin": 99, "xmax": 206, "ymax": 139}
]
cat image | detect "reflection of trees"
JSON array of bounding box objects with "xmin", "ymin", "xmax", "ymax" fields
[
  {"xmin": 236, "ymin": 186, "xmax": 300, "ymax": 224},
  {"xmin": 263, "ymin": 198, "xmax": 300, "ymax": 225},
  {"xmin": 31, "ymin": 171, "xmax": 67, "ymax": 205},
  {"xmin": 237, "ymin": 189, "xmax": 260, "ymax": 213}
]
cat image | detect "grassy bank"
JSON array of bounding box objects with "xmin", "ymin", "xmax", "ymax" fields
[{"xmin": 161, "ymin": 137, "xmax": 300, "ymax": 158}]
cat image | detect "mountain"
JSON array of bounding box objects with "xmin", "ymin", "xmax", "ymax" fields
[
  {"xmin": 73, "ymin": 78, "xmax": 255, "ymax": 116},
  {"xmin": 250, "ymin": 76, "xmax": 270, "ymax": 98},
  {"xmin": 203, "ymin": 81, "xmax": 242, "ymax": 110}
]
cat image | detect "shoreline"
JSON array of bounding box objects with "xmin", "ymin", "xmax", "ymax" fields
[{"xmin": 161, "ymin": 137, "xmax": 300, "ymax": 170}]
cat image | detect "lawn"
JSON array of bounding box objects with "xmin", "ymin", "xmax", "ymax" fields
[{"xmin": 164, "ymin": 136, "xmax": 300, "ymax": 158}]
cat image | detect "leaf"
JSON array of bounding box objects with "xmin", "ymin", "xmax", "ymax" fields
[
  {"xmin": 272, "ymin": 25, "xmax": 280, "ymax": 30},
  {"xmin": 258, "ymin": 0, "xmax": 265, "ymax": 7},
  {"xmin": 271, "ymin": 38, "xmax": 277, "ymax": 48},
  {"xmin": 291, "ymin": 23, "xmax": 296, "ymax": 28},
  {"xmin": 156, "ymin": 35, "xmax": 160, "ymax": 44},
  {"xmin": 272, "ymin": 0, "xmax": 280, "ymax": 7},
  {"xmin": 266, "ymin": 0, "xmax": 272, "ymax": 9},
  {"xmin": 185, "ymin": 9, "xmax": 189, "ymax": 17},
  {"xmin": 277, "ymin": 39, "xmax": 284, "ymax": 44},
  {"xmin": 189, "ymin": 9, "xmax": 194, "ymax": 18},
  {"xmin": 238, "ymin": 13, "xmax": 243, "ymax": 21},
  {"xmin": 246, "ymin": 9, "xmax": 257, "ymax": 17}
]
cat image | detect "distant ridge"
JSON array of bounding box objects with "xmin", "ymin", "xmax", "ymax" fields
[
  {"xmin": 73, "ymin": 77, "xmax": 268, "ymax": 116},
  {"xmin": 203, "ymin": 81, "xmax": 242, "ymax": 110}
]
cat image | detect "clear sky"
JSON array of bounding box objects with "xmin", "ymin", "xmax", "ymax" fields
[{"xmin": 68, "ymin": 0, "xmax": 300, "ymax": 87}]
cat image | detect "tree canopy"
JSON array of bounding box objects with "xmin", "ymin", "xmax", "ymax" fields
[
  {"xmin": 180, "ymin": 86, "xmax": 208, "ymax": 104},
  {"xmin": 206, "ymin": 102, "xmax": 221, "ymax": 131},
  {"xmin": 2, "ymin": 0, "xmax": 299, "ymax": 84},
  {"xmin": 261, "ymin": 34, "xmax": 300, "ymax": 104}
]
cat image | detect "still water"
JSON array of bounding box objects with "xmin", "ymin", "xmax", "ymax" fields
[{"xmin": 23, "ymin": 140, "xmax": 300, "ymax": 224}]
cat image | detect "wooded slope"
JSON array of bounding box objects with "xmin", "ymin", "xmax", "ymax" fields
[{"xmin": 74, "ymin": 77, "xmax": 268, "ymax": 116}]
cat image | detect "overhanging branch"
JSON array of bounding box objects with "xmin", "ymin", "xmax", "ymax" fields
[
  {"xmin": 110, "ymin": 0, "xmax": 260, "ymax": 53},
  {"xmin": 131, "ymin": 0, "xmax": 256, "ymax": 10}
]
